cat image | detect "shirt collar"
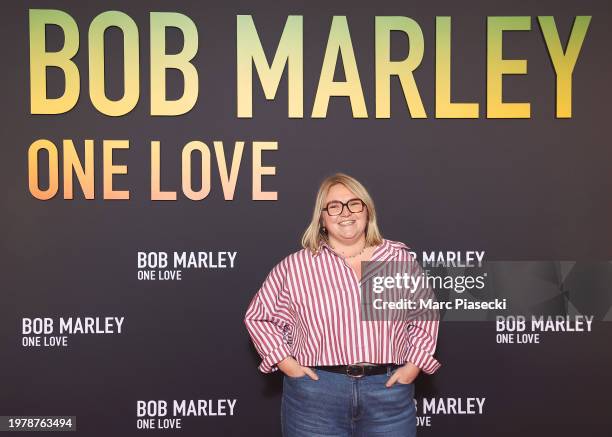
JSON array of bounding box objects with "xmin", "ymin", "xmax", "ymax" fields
[{"xmin": 317, "ymin": 238, "xmax": 391, "ymax": 261}]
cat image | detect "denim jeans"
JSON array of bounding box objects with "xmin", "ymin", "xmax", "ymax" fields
[{"xmin": 281, "ymin": 367, "xmax": 416, "ymax": 437}]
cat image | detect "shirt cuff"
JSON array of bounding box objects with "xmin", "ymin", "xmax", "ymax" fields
[
  {"xmin": 258, "ymin": 344, "xmax": 293, "ymax": 373},
  {"xmin": 406, "ymin": 347, "xmax": 441, "ymax": 375}
]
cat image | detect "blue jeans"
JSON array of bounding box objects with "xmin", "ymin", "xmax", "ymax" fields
[{"xmin": 281, "ymin": 367, "xmax": 416, "ymax": 437}]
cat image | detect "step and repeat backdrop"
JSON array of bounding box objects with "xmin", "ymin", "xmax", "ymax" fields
[{"xmin": 1, "ymin": 0, "xmax": 611, "ymax": 436}]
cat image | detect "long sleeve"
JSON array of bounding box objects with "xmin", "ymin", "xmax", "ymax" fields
[
  {"xmin": 402, "ymin": 248, "xmax": 442, "ymax": 374},
  {"xmin": 405, "ymin": 318, "xmax": 441, "ymax": 374},
  {"xmin": 244, "ymin": 258, "xmax": 295, "ymax": 373}
]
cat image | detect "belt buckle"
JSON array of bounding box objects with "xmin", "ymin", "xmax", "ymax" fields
[{"xmin": 346, "ymin": 364, "xmax": 365, "ymax": 378}]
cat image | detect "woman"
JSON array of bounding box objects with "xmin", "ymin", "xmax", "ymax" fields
[{"xmin": 244, "ymin": 173, "xmax": 440, "ymax": 437}]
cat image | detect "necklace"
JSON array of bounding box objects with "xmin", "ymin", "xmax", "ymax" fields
[{"xmin": 331, "ymin": 242, "xmax": 366, "ymax": 259}]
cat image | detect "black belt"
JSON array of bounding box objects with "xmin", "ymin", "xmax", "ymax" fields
[{"xmin": 313, "ymin": 363, "xmax": 398, "ymax": 378}]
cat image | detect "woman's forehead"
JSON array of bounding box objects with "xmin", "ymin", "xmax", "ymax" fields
[{"xmin": 325, "ymin": 183, "xmax": 356, "ymax": 201}]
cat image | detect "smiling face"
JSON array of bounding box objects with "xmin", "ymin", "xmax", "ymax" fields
[{"xmin": 321, "ymin": 183, "xmax": 368, "ymax": 245}]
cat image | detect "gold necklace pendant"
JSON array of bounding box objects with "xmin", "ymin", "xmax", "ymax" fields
[{"xmin": 333, "ymin": 243, "xmax": 366, "ymax": 259}]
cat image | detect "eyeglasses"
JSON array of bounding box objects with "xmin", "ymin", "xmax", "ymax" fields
[{"xmin": 322, "ymin": 198, "xmax": 366, "ymax": 216}]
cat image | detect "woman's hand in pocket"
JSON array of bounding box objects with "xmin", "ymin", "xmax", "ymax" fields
[
  {"xmin": 278, "ymin": 356, "xmax": 319, "ymax": 380},
  {"xmin": 385, "ymin": 362, "xmax": 420, "ymax": 387}
]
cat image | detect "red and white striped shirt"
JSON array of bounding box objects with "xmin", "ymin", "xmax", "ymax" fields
[{"xmin": 244, "ymin": 239, "xmax": 441, "ymax": 374}]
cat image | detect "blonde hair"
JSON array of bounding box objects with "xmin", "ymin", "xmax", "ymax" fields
[{"xmin": 301, "ymin": 173, "xmax": 383, "ymax": 255}]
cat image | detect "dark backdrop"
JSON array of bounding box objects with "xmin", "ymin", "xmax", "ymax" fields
[{"xmin": 1, "ymin": 1, "xmax": 611, "ymax": 435}]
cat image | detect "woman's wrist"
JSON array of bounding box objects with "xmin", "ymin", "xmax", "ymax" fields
[{"xmin": 278, "ymin": 356, "xmax": 297, "ymax": 373}]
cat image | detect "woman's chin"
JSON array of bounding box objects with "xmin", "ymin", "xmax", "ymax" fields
[{"xmin": 332, "ymin": 228, "xmax": 364, "ymax": 241}]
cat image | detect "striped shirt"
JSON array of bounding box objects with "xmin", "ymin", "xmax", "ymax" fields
[{"xmin": 244, "ymin": 238, "xmax": 441, "ymax": 374}]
